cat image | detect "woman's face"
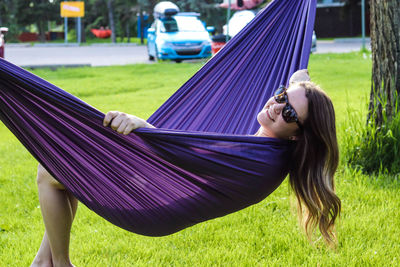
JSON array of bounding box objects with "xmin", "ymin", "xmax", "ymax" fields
[{"xmin": 257, "ymin": 85, "xmax": 308, "ymax": 139}]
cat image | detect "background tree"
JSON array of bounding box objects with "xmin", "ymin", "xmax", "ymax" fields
[
  {"xmin": 345, "ymin": 0, "xmax": 400, "ymax": 174},
  {"xmin": 84, "ymin": 0, "xmax": 109, "ymax": 41},
  {"xmin": 106, "ymin": 0, "xmax": 117, "ymax": 43},
  {"xmin": 175, "ymin": 0, "xmax": 226, "ymax": 33},
  {"xmin": 368, "ymin": 0, "xmax": 400, "ymax": 124},
  {"xmin": 115, "ymin": 0, "xmax": 138, "ymax": 42},
  {"xmin": 0, "ymin": 0, "xmax": 19, "ymax": 41},
  {"xmin": 16, "ymin": 0, "xmax": 61, "ymax": 42},
  {"xmin": 0, "ymin": 0, "xmax": 270, "ymax": 43},
  {"xmin": 137, "ymin": 0, "xmax": 158, "ymax": 17}
]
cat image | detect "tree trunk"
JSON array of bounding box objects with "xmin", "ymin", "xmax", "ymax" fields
[
  {"xmin": 36, "ymin": 21, "xmax": 46, "ymax": 43},
  {"xmin": 368, "ymin": 0, "xmax": 400, "ymax": 124},
  {"xmin": 126, "ymin": 22, "xmax": 130, "ymax": 43},
  {"xmin": 81, "ymin": 19, "xmax": 86, "ymax": 43},
  {"xmin": 107, "ymin": 0, "xmax": 117, "ymax": 43},
  {"xmin": 139, "ymin": 9, "xmax": 144, "ymax": 45}
]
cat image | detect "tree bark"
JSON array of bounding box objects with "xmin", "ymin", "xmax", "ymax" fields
[
  {"xmin": 368, "ymin": 0, "xmax": 400, "ymax": 124},
  {"xmin": 36, "ymin": 21, "xmax": 46, "ymax": 43},
  {"xmin": 139, "ymin": 8, "xmax": 144, "ymax": 45},
  {"xmin": 107, "ymin": 0, "xmax": 117, "ymax": 43},
  {"xmin": 126, "ymin": 22, "xmax": 130, "ymax": 43},
  {"xmin": 81, "ymin": 19, "xmax": 86, "ymax": 43}
]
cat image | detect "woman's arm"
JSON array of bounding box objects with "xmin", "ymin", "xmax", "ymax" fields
[
  {"xmin": 289, "ymin": 69, "xmax": 310, "ymax": 84},
  {"xmin": 103, "ymin": 111, "xmax": 155, "ymax": 135}
]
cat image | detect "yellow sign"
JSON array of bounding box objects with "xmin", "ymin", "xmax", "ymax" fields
[{"xmin": 61, "ymin": 2, "xmax": 85, "ymax": 17}]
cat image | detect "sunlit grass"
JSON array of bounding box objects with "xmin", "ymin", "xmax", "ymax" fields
[
  {"xmin": 0, "ymin": 53, "xmax": 399, "ymax": 266},
  {"xmin": 25, "ymin": 36, "xmax": 147, "ymax": 46}
]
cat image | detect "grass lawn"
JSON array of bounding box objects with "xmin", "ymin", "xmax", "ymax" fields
[
  {"xmin": 23, "ymin": 37, "xmax": 146, "ymax": 46},
  {"xmin": 0, "ymin": 53, "xmax": 399, "ymax": 266}
]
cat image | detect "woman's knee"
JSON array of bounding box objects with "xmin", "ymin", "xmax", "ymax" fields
[{"xmin": 37, "ymin": 164, "xmax": 65, "ymax": 190}]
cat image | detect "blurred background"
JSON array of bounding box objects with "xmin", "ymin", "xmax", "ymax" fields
[{"xmin": 0, "ymin": 0, "xmax": 369, "ymax": 44}]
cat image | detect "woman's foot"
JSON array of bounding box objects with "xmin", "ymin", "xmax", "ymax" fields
[{"xmin": 31, "ymin": 258, "xmax": 52, "ymax": 267}]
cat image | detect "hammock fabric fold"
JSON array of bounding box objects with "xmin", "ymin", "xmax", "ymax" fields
[{"xmin": 0, "ymin": 0, "xmax": 316, "ymax": 236}]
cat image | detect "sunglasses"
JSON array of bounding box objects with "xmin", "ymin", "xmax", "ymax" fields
[{"xmin": 274, "ymin": 85, "xmax": 302, "ymax": 129}]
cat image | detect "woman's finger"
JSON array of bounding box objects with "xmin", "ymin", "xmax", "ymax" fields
[
  {"xmin": 103, "ymin": 111, "xmax": 119, "ymax": 126},
  {"xmin": 116, "ymin": 119, "xmax": 129, "ymax": 134},
  {"xmin": 123, "ymin": 123, "xmax": 136, "ymax": 135},
  {"xmin": 111, "ymin": 114, "xmax": 125, "ymax": 130},
  {"xmin": 104, "ymin": 112, "xmax": 151, "ymax": 135}
]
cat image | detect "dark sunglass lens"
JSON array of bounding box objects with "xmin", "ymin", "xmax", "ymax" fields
[
  {"xmin": 282, "ymin": 105, "xmax": 297, "ymax": 122},
  {"xmin": 274, "ymin": 88, "xmax": 287, "ymax": 103},
  {"xmin": 275, "ymin": 94, "xmax": 285, "ymax": 103},
  {"xmin": 275, "ymin": 86, "xmax": 285, "ymax": 95}
]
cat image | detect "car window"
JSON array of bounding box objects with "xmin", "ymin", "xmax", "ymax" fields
[
  {"xmin": 176, "ymin": 16, "xmax": 206, "ymax": 32},
  {"xmin": 160, "ymin": 18, "xmax": 179, "ymax": 33},
  {"xmin": 160, "ymin": 16, "xmax": 206, "ymax": 33}
]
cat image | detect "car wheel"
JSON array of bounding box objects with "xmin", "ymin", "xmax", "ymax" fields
[
  {"xmin": 175, "ymin": 59, "xmax": 182, "ymax": 63},
  {"xmin": 147, "ymin": 45, "xmax": 155, "ymax": 61}
]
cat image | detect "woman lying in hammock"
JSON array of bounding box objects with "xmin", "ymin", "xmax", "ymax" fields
[{"xmin": 31, "ymin": 70, "xmax": 340, "ymax": 267}]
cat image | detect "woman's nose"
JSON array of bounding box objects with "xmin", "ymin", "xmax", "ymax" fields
[
  {"xmin": 264, "ymin": 97, "xmax": 275, "ymax": 108},
  {"xmin": 272, "ymin": 103, "xmax": 286, "ymax": 114},
  {"xmin": 265, "ymin": 97, "xmax": 285, "ymax": 110}
]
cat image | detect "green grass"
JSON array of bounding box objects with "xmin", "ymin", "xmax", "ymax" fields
[
  {"xmin": 1, "ymin": 53, "xmax": 399, "ymax": 266},
  {"xmin": 21, "ymin": 37, "xmax": 146, "ymax": 46},
  {"xmin": 343, "ymin": 106, "xmax": 400, "ymax": 174}
]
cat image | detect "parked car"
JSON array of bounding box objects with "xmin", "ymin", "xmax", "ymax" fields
[
  {"xmin": 210, "ymin": 10, "xmax": 256, "ymax": 55},
  {"xmin": 215, "ymin": 10, "xmax": 317, "ymax": 55},
  {"xmin": 311, "ymin": 31, "xmax": 317, "ymax": 53},
  {"xmin": 223, "ymin": 10, "xmax": 256, "ymax": 38},
  {"xmin": 147, "ymin": 2, "xmax": 212, "ymax": 63}
]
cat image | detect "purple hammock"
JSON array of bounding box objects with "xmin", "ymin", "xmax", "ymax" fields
[{"xmin": 0, "ymin": 0, "xmax": 316, "ymax": 236}]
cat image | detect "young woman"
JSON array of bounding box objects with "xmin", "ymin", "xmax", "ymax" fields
[{"xmin": 31, "ymin": 70, "xmax": 341, "ymax": 267}]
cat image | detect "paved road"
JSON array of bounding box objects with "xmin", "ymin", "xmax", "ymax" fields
[
  {"xmin": 316, "ymin": 39, "xmax": 371, "ymax": 54},
  {"xmin": 4, "ymin": 39, "xmax": 371, "ymax": 68},
  {"xmin": 5, "ymin": 44, "xmax": 150, "ymax": 68}
]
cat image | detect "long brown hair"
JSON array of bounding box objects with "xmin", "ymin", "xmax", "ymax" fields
[{"xmin": 289, "ymin": 82, "xmax": 341, "ymax": 246}]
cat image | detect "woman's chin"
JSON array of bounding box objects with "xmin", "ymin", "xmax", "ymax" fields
[{"xmin": 257, "ymin": 112, "xmax": 269, "ymax": 125}]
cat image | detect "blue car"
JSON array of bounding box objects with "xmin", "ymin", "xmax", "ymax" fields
[{"xmin": 147, "ymin": 13, "xmax": 212, "ymax": 63}]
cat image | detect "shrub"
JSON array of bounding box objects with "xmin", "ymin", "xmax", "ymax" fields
[{"xmin": 342, "ymin": 101, "xmax": 400, "ymax": 175}]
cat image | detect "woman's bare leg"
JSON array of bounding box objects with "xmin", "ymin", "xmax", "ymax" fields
[
  {"xmin": 32, "ymin": 195, "xmax": 78, "ymax": 267},
  {"xmin": 32, "ymin": 231, "xmax": 52, "ymax": 267},
  {"xmin": 31, "ymin": 164, "xmax": 78, "ymax": 267}
]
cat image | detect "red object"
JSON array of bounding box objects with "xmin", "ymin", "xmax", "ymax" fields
[
  {"xmin": 211, "ymin": 42, "xmax": 226, "ymax": 55},
  {"xmin": 0, "ymin": 34, "xmax": 4, "ymax": 58},
  {"xmin": 18, "ymin": 32, "xmax": 39, "ymax": 42},
  {"xmin": 91, "ymin": 29, "xmax": 112, "ymax": 38},
  {"xmin": 1, "ymin": 27, "xmax": 8, "ymax": 57}
]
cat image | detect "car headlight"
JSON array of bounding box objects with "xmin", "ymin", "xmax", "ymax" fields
[
  {"xmin": 159, "ymin": 41, "xmax": 172, "ymax": 47},
  {"xmin": 156, "ymin": 40, "xmax": 170, "ymax": 48}
]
